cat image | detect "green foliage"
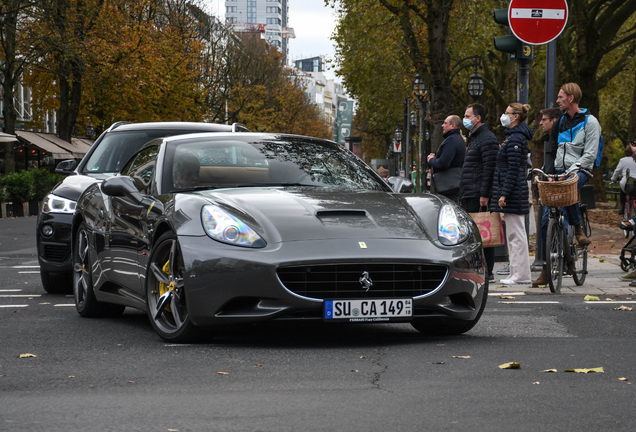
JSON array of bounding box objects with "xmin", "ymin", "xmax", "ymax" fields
[
  {"xmin": 1, "ymin": 170, "xmax": 35, "ymax": 204},
  {"xmin": 28, "ymin": 168, "xmax": 64, "ymax": 202}
]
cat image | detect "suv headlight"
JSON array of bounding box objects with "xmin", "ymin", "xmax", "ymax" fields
[
  {"xmin": 201, "ymin": 205, "xmax": 266, "ymax": 248},
  {"xmin": 42, "ymin": 194, "xmax": 77, "ymax": 214},
  {"xmin": 438, "ymin": 204, "xmax": 470, "ymax": 246}
]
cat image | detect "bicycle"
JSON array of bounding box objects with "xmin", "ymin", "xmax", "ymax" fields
[{"xmin": 532, "ymin": 164, "xmax": 593, "ymax": 294}]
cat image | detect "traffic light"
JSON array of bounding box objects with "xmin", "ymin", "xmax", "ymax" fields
[{"xmin": 493, "ymin": 8, "xmax": 533, "ymax": 61}]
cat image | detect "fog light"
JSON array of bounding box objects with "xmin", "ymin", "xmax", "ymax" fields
[{"xmin": 42, "ymin": 224, "xmax": 54, "ymax": 237}]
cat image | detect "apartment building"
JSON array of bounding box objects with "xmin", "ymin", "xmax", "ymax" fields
[{"xmin": 225, "ymin": 0, "xmax": 289, "ymax": 60}]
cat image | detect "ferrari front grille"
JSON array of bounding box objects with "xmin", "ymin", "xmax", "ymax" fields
[{"xmin": 277, "ymin": 263, "xmax": 447, "ymax": 300}]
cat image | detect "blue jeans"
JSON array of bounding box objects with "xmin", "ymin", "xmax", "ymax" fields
[{"xmin": 540, "ymin": 171, "xmax": 588, "ymax": 259}]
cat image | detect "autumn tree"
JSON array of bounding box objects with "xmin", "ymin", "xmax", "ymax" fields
[{"xmin": 0, "ymin": 0, "xmax": 40, "ymax": 172}]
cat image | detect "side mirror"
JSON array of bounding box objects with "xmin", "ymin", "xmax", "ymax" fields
[
  {"xmin": 55, "ymin": 159, "xmax": 77, "ymax": 175},
  {"xmin": 387, "ymin": 176, "xmax": 414, "ymax": 193},
  {"xmin": 101, "ymin": 176, "xmax": 144, "ymax": 204}
]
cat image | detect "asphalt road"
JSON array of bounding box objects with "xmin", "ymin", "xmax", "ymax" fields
[{"xmin": 1, "ymin": 216, "xmax": 635, "ymax": 431}]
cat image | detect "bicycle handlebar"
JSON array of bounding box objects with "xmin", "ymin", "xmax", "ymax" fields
[{"xmin": 531, "ymin": 163, "xmax": 593, "ymax": 181}]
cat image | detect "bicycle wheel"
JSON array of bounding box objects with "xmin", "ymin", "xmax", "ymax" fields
[
  {"xmin": 546, "ymin": 218, "xmax": 564, "ymax": 294},
  {"xmin": 624, "ymin": 200, "xmax": 633, "ymax": 238},
  {"xmin": 572, "ymin": 244, "xmax": 587, "ymax": 286}
]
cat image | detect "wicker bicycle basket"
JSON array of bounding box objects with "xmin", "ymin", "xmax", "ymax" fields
[{"xmin": 536, "ymin": 172, "xmax": 579, "ymax": 207}]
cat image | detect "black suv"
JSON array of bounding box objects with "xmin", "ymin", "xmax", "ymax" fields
[{"xmin": 36, "ymin": 121, "xmax": 248, "ymax": 293}]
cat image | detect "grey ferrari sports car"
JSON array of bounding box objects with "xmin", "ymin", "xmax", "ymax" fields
[{"xmin": 72, "ymin": 132, "xmax": 487, "ymax": 342}]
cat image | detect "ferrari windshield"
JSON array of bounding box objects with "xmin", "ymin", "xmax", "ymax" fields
[{"xmin": 163, "ymin": 135, "xmax": 391, "ymax": 193}]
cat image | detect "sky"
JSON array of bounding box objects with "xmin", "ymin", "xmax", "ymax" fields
[{"xmin": 205, "ymin": 0, "xmax": 339, "ymax": 68}]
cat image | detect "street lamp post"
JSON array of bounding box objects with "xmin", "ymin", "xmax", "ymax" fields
[
  {"xmin": 445, "ymin": 54, "xmax": 484, "ymax": 113},
  {"xmin": 412, "ymin": 74, "xmax": 429, "ymax": 192}
]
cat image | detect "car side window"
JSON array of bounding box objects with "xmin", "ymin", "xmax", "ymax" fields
[{"xmin": 122, "ymin": 146, "xmax": 159, "ymax": 195}]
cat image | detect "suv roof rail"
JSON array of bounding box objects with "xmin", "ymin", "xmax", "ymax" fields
[
  {"xmin": 232, "ymin": 122, "xmax": 250, "ymax": 132},
  {"xmin": 106, "ymin": 121, "xmax": 133, "ymax": 132}
]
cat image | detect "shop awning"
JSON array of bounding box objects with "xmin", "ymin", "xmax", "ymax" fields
[
  {"xmin": 71, "ymin": 137, "xmax": 95, "ymax": 150},
  {"xmin": 0, "ymin": 132, "xmax": 18, "ymax": 143},
  {"xmin": 15, "ymin": 131, "xmax": 74, "ymax": 159}
]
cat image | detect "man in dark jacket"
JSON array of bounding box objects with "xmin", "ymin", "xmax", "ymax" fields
[
  {"xmin": 427, "ymin": 115, "xmax": 465, "ymax": 202},
  {"xmin": 539, "ymin": 108, "xmax": 562, "ymax": 174},
  {"xmin": 460, "ymin": 103, "xmax": 500, "ymax": 282}
]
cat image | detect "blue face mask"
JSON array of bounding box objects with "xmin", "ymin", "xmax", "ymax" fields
[{"xmin": 463, "ymin": 118, "xmax": 475, "ymax": 130}]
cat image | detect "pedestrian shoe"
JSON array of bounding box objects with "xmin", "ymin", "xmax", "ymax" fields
[
  {"xmin": 500, "ymin": 279, "xmax": 532, "ymax": 285},
  {"xmin": 574, "ymin": 226, "xmax": 591, "ymax": 247},
  {"xmin": 619, "ymin": 270, "xmax": 636, "ymax": 281},
  {"xmin": 497, "ymin": 264, "xmax": 510, "ymax": 275},
  {"xmin": 488, "ymin": 274, "xmax": 495, "ymax": 283}
]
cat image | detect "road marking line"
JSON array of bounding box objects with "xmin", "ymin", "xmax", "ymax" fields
[
  {"xmin": 489, "ymin": 292, "xmax": 526, "ymax": 296},
  {"xmin": 0, "ymin": 305, "xmax": 28, "ymax": 308},
  {"xmin": 584, "ymin": 301, "xmax": 636, "ymax": 304},
  {"xmin": 498, "ymin": 301, "xmax": 561, "ymax": 304},
  {"xmin": 0, "ymin": 289, "xmax": 21, "ymax": 292},
  {"xmin": 18, "ymin": 271, "xmax": 41, "ymax": 274},
  {"xmin": 0, "ymin": 295, "xmax": 41, "ymax": 298},
  {"xmin": 54, "ymin": 304, "xmax": 75, "ymax": 307},
  {"xmin": 0, "ymin": 266, "xmax": 40, "ymax": 268}
]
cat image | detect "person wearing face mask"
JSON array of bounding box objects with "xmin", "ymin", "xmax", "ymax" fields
[
  {"xmin": 460, "ymin": 103, "xmax": 499, "ymax": 282},
  {"xmin": 490, "ymin": 103, "xmax": 533, "ymax": 284}
]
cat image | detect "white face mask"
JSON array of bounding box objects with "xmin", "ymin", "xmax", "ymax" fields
[{"xmin": 500, "ymin": 113, "xmax": 512, "ymax": 128}]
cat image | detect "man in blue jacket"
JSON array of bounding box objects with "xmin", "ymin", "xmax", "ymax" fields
[
  {"xmin": 533, "ymin": 83, "xmax": 600, "ymax": 287},
  {"xmin": 427, "ymin": 115, "xmax": 465, "ymax": 202}
]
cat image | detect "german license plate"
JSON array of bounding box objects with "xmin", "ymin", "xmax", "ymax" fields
[{"xmin": 324, "ymin": 298, "xmax": 412, "ymax": 322}]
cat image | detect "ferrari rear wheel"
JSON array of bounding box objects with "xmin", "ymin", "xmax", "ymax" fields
[
  {"xmin": 73, "ymin": 222, "xmax": 125, "ymax": 318},
  {"xmin": 146, "ymin": 232, "xmax": 202, "ymax": 343}
]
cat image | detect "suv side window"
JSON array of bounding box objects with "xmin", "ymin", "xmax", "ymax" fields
[{"xmin": 122, "ymin": 146, "xmax": 159, "ymax": 195}]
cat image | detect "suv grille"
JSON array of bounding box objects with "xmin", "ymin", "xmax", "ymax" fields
[
  {"xmin": 277, "ymin": 263, "xmax": 447, "ymax": 300},
  {"xmin": 44, "ymin": 245, "xmax": 70, "ymax": 262}
]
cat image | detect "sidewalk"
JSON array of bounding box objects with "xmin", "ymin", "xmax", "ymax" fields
[{"xmin": 490, "ymin": 253, "xmax": 636, "ymax": 296}]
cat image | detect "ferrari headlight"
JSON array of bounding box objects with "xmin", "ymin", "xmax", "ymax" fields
[
  {"xmin": 438, "ymin": 204, "xmax": 470, "ymax": 246},
  {"xmin": 201, "ymin": 205, "xmax": 266, "ymax": 248},
  {"xmin": 42, "ymin": 194, "xmax": 77, "ymax": 214}
]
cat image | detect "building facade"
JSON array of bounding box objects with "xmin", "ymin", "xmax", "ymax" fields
[{"xmin": 225, "ymin": 0, "xmax": 289, "ymax": 60}]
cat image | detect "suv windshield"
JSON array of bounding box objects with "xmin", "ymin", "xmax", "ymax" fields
[{"xmin": 83, "ymin": 129, "xmax": 216, "ymax": 174}]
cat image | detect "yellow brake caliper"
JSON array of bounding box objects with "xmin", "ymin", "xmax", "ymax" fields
[{"xmin": 158, "ymin": 260, "xmax": 172, "ymax": 312}]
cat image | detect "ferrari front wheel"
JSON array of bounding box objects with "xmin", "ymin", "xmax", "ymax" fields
[{"xmin": 146, "ymin": 232, "xmax": 202, "ymax": 343}]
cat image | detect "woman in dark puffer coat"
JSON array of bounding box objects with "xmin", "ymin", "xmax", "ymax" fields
[{"xmin": 490, "ymin": 103, "xmax": 533, "ymax": 285}]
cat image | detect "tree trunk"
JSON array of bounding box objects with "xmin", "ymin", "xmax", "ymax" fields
[
  {"xmin": 1, "ymin": 5, "xmax": 19, "ymax": 173},
  {"xmin": 629, "ymin": 66, "xmax": 636, "ymax": 140}
]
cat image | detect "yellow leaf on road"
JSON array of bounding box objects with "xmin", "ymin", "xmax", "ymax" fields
[
  {"xmin": 216, "ymin": 371, "xmax": 230, "ymax": 375},
  {"xmin": 499, "ymin": 362, "xmax": 520, "ymax": 369},
  {"xmin": 584, "ymin": 295, "xmax": 600, "ymax": 301},
  {"xmin": 564, "ymin": 367, "xmax": 604, "ymax": 373},
  {"xmin": 499, "ymin": 296, "xmax": 515, "ymax": 299},
  {"xmin": 615, "ymin": 305, "xmax": 633, "ymax": 311},
  {"xmin": 452, "ymin": 356, "xmax": 471, "ymax": 359},
  {"xmin": 542, "ymin": 369, "xmax": 558, "ymax": 373},
  {"xmin": 19, "ymin": 353, "xmax": 36, "ymax": 358},
  {"xmin": 619, "ymin": 377, "xmax": 629, "ymax": 381},
  {"xmin": 605, "ymin": 298, "xmax": 614, "ymax": 301},
  {"xmin": 599, "ymin": 259, "xmax": 606, "ymax": 262}
]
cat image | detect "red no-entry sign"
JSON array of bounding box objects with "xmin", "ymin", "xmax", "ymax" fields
[{"xmin": 508, "ymin": 0, "xmax": 568, "ymax": 45}]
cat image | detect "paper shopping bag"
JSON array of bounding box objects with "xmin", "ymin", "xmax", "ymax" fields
[{"xmin": 469, "ymin": 211, "xmax": 504, "ymax": 248}]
